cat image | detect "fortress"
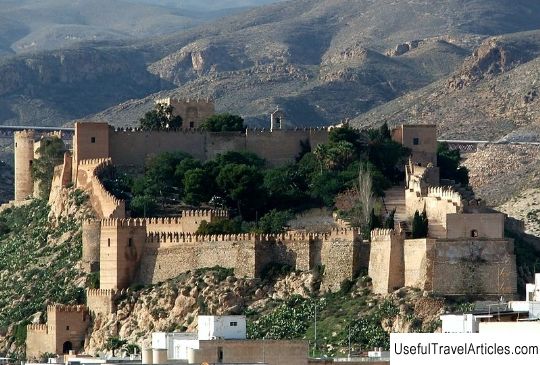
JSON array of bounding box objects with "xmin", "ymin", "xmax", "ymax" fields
[{"xmin": 13, "ymin": 102, "xmax": 517, "ymax": 358}]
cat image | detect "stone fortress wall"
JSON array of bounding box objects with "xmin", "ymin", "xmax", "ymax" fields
[{"xmin": 369, "ymin": 124, "xmax": 517, "ymax": 297}]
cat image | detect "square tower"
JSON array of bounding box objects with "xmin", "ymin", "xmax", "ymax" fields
[{"xmin": 100, "ymin": 219, "xmax": 147, "ymax": 289}]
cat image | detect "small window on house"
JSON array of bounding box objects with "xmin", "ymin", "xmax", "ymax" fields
[
  {"xmin": 91, "ymin": 137, "xmax": 96, "ymax": 143},
  {"xmin": 107, "ymin": 238, "xmax": 111, "ymax": 247},
  {"xmin": 230, "ymin": 321, "xmax": 237, "ymax": 327},
  {"xmin": 189, "ymin": 121, "xmax": 195, "ymax": 128},
  {"xmin": 413, "ymin": 137, "xmax": 420, "ymax": 145},
  {"xmin": 29, "ymin": 160, "xmax": 33, "ymax": 167},
  {"xmin": 128, "ymin": 238, "xmax": 133, "ymax": 247},
  {"xmin": 471, "ymin": 230, "xmax": 479, "ymax": 238},
  {"xmin": 66, "ymin": 326, "xmax": 70, "ymax": 330},
  {"xmin": 15, "ymin": 142, "xmax": 17, "ymax": 147}
]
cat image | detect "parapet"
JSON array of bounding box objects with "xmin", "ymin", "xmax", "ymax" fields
[
  {"xmin": 101, "ymin": 218, "xmax": 146, "ymax": 228},
  {"xmin": 78, "ymin": 158, "xmax": 112, "ymax": 166},
  {"xmin": 427, "ymin": 186, "xmax": 463, "ymax": 205},
  {"xmin": 180, "ymin": 209, "xmax": 229, "ymax": 218},
  {"xmin": 86, "ymin": 288, "xmax": 130, "ymax": 297},
  {"xmin": 14, "ymin": 130, "xmax": 36, "ymax": 139},
  {"xmin": 27, "ymin": 324, "xmax": 48, "ymax": 333},
  {"xmin": 146, "ymin": 232, "xmax": 256, "ymax": 244},
  {"xmin": 370, "ymin": 228, "xmax": 398, "ymax": 241},
  {"xmin": 47, "ymin": 304, "xmax": 87, "ymax": 313}
]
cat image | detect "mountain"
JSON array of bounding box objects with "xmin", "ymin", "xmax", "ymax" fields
[
  {"xmin": 351, "ymin": 30, "xmax": 540, "ymax": 141},
  {"xmin": 0, "ymin": 0, "xmax": 251, "ymax": 55},
  {"xmin": 2, "ymin": 0, "xmax": 540, "ymax": 127},
  {"xmin": 125, "ymin": 0, "xmax": 285, "ymax": 11}
]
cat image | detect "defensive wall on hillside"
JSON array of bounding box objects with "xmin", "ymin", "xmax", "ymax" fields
[
  {"xmin": 89, "ymin": 220, "xmax": 365, "ymax": 297},
  {"xmin": 81, "ymin": 210, "xmax": 229, "ymax": 273}
]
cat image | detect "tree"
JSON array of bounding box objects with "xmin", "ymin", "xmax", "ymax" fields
[
  {"xmin": 384, "ymin": 209, "xmax": 396, "ymax": 229},
  {"xmin": 130, "ymin": 195, "xmax": 157, "ymax": 217},
  {"xmin": 257, "ymin": 210, "xmax": 294, "ymax": 234},
  {"xmin": 124, "ymin": 343, "xmax": 141, "ymax": 356},
  {"xmin": 32, "ymin": 136, "xmax": 66, "ymax": 198},
  {"xmin": 216, "ymin": 164, "xmax": 266, "ymax": 218},
  {"xmin": 106, "ymin": 336, "xmax": 127, "ymax": 357},
  {"xmin": 183, "ymin": 168, "xmax": 214, "ymax": 205},
  {"xmin": 328, "ymin": 125, "xmax": 365, "ymax": 151},
  {"xmin": 139, "ymin": 103, "xmax": 182, "ymax": 131},
  {"xmin": 437, "ymin": 142, "xmax": 470, "ymax": 185},
  {"xmin": 201, "ymin": 113, "xmax": 245, "ymax": 132},
  {"xmin": 196, "ymin": 218, "xmax": 244, "ymax": 235},
  {"xmin": 412, "ymin": 209, "xmax": 429, "ymax": 238},
  {"xmin": 357, "ymin": 165, "xmax": 374, "ymax": 230}
]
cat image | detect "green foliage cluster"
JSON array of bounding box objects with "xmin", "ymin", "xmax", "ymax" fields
[
  {"xmin": 31, "ymin": 137, "xmax": 66, "ymax": 198},
  {"xmin": 437, "ymin": 142, "xmax": 469, "ymax": 185},
  {"xmin": 139, "ymin": 104, "xmax": 182, "ymax": 131},
  {"xmin": 246, "ymin": 285, "xmax": 400, "ymax": 356},
  {"xmin": 247, "ymin": 296, "xmax": 322, "ymax": 340},
  {"xmin": 101, "ymin": 124, "xmax": 410, "ymax": 233},
  {"xmin": 0, "ymin": 199, "xmax": 84, "ymax": 340},
  {"xmin": 200, "ymin": 113, "xmax": 245, "ymax": 132},
  {"xmin": 412, "ymin": 210, "xmax": 429, "ymax": 238}
]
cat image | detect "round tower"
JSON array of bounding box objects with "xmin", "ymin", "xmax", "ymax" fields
[{"xmin": 14, "ymin": 130, "xmax": 35, "ymax": 201}]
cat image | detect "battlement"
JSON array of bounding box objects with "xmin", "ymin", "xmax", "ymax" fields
[
  {"xmin": 146, "ymin": 232, "xmax": 256, "ymax": 244},
  {"xmin": 14, "ymin": 130, "xmax": 36, "ymax": 139},
  {"xmin": 427, "ymin": 186, "xmax": 463, "ymax": 205},
  {"xmin": 78, "ymin": 158, "xmax": 111, "ymax": 166},
  {"xmin": 145, "ymin": 228, "xmax": 360, "ymax": 245},
  {"xmin": 245, "ymin": 127, "xmax": 330, "ymax": 135},
  {"xmin": 47, "ymin": 304, "xmax": 87, "ymax": 313},
  {"xmin": 27, "ymin": 324, "xmax": 48, "ymax": 332},
  {"xmin": 101, "ymin": 218, "xmax": 146, "ymax": 228},
  {"xmin": 86, "ymin": 288, "xmax": 130, "ymax": 297},
  {"xmin": 370, "ymin": 228, "xmax": 397, "ymax": 241},
  {"xmin": 156, "ymin": 97, "xmax": 213, "ymax": 105},
  {"xmin": 181, "ymin": 209, "xmax": 228, "ymax": 218}
]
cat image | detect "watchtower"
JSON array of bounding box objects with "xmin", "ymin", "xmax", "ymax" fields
[
  {"xmin": 100, "ymin": 219, "xmax": 147, "ymax": 290},
  {"xmin": 14, "ymin": 130, "xmax": 36, "ymax": 201},
  {"xmin": 270, "ymin": 107, "xmax": 285, "ymax": 131}
]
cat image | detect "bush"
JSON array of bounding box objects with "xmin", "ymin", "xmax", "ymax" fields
[
  {"xmin": 256, "ymin": 210, "xmax": 293, "ymax": 234},
  {"xmin": 201, "ymin": 114, "xmax": 245, "ymax": 132}
]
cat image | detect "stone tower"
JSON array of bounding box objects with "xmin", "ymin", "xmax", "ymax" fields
[
  {"xmin": 100, "ymin": 219, "xmax": 147, "ymax": 290},
  {"xmin": 14, "ymin": 130, "xmax": 35, "ymax": 201},
  {"xmin": 270, "ymin": 107, "xmax": 285, "ymax": 131}
]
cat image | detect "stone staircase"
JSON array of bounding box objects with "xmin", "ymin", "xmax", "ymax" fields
[
  {"xmin": 383, "ymin": 186, "xmax": 408, "ymax": 230},
  {"xmin": 428, "ymin": 219, "xmax": 447, "ymax": 239}
]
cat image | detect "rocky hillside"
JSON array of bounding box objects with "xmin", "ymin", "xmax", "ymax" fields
[
  {"xmin": 3, "ymin": 0, "xmax": 540, "ymax": 127},
  {"xmin": 0, "ymin": 161, "xmax": 13, "ymax": 203},
  {"xmin": 0, "ymin": 194, "xmax": 93, "ymax": 359},
  {"xmin": 352, "ymin": 30, "xmax": 540, "ymax": 141},
  {"xmin": 86, "ymin": 267, "xmax": 445, "ymax": 357}
]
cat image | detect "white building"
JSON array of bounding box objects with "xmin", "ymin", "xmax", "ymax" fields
[
  {"xmin": 151, "ymin": 315, "xmax": 247, "ymax": 361},
  {"xmin": 441, "ymin": 274, "xmax": 540, "ymax": 333}
]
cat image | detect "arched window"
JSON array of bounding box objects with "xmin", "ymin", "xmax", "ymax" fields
[{"xmin": 471, "ymin": 230, "xmax": 479, "ymax": 238}]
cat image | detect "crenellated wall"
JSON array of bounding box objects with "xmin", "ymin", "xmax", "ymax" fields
[
  {"xmin": 144, "ymin": 210, "xmax": 229, "ymax": 234},
  {"xmin": 86, "ymin": 289, "xmax": 127, "ymax": 316},
  {"xmin": 95, "ymin": 221, "xmax": 363, "ymax": 294},
  {"xmin": 76, "ymin": 159, "xmax": 125, "ymax": 219},
  {"xmin": 74, "ymin": 122, "xmax": 329, "ymax": 169}
]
